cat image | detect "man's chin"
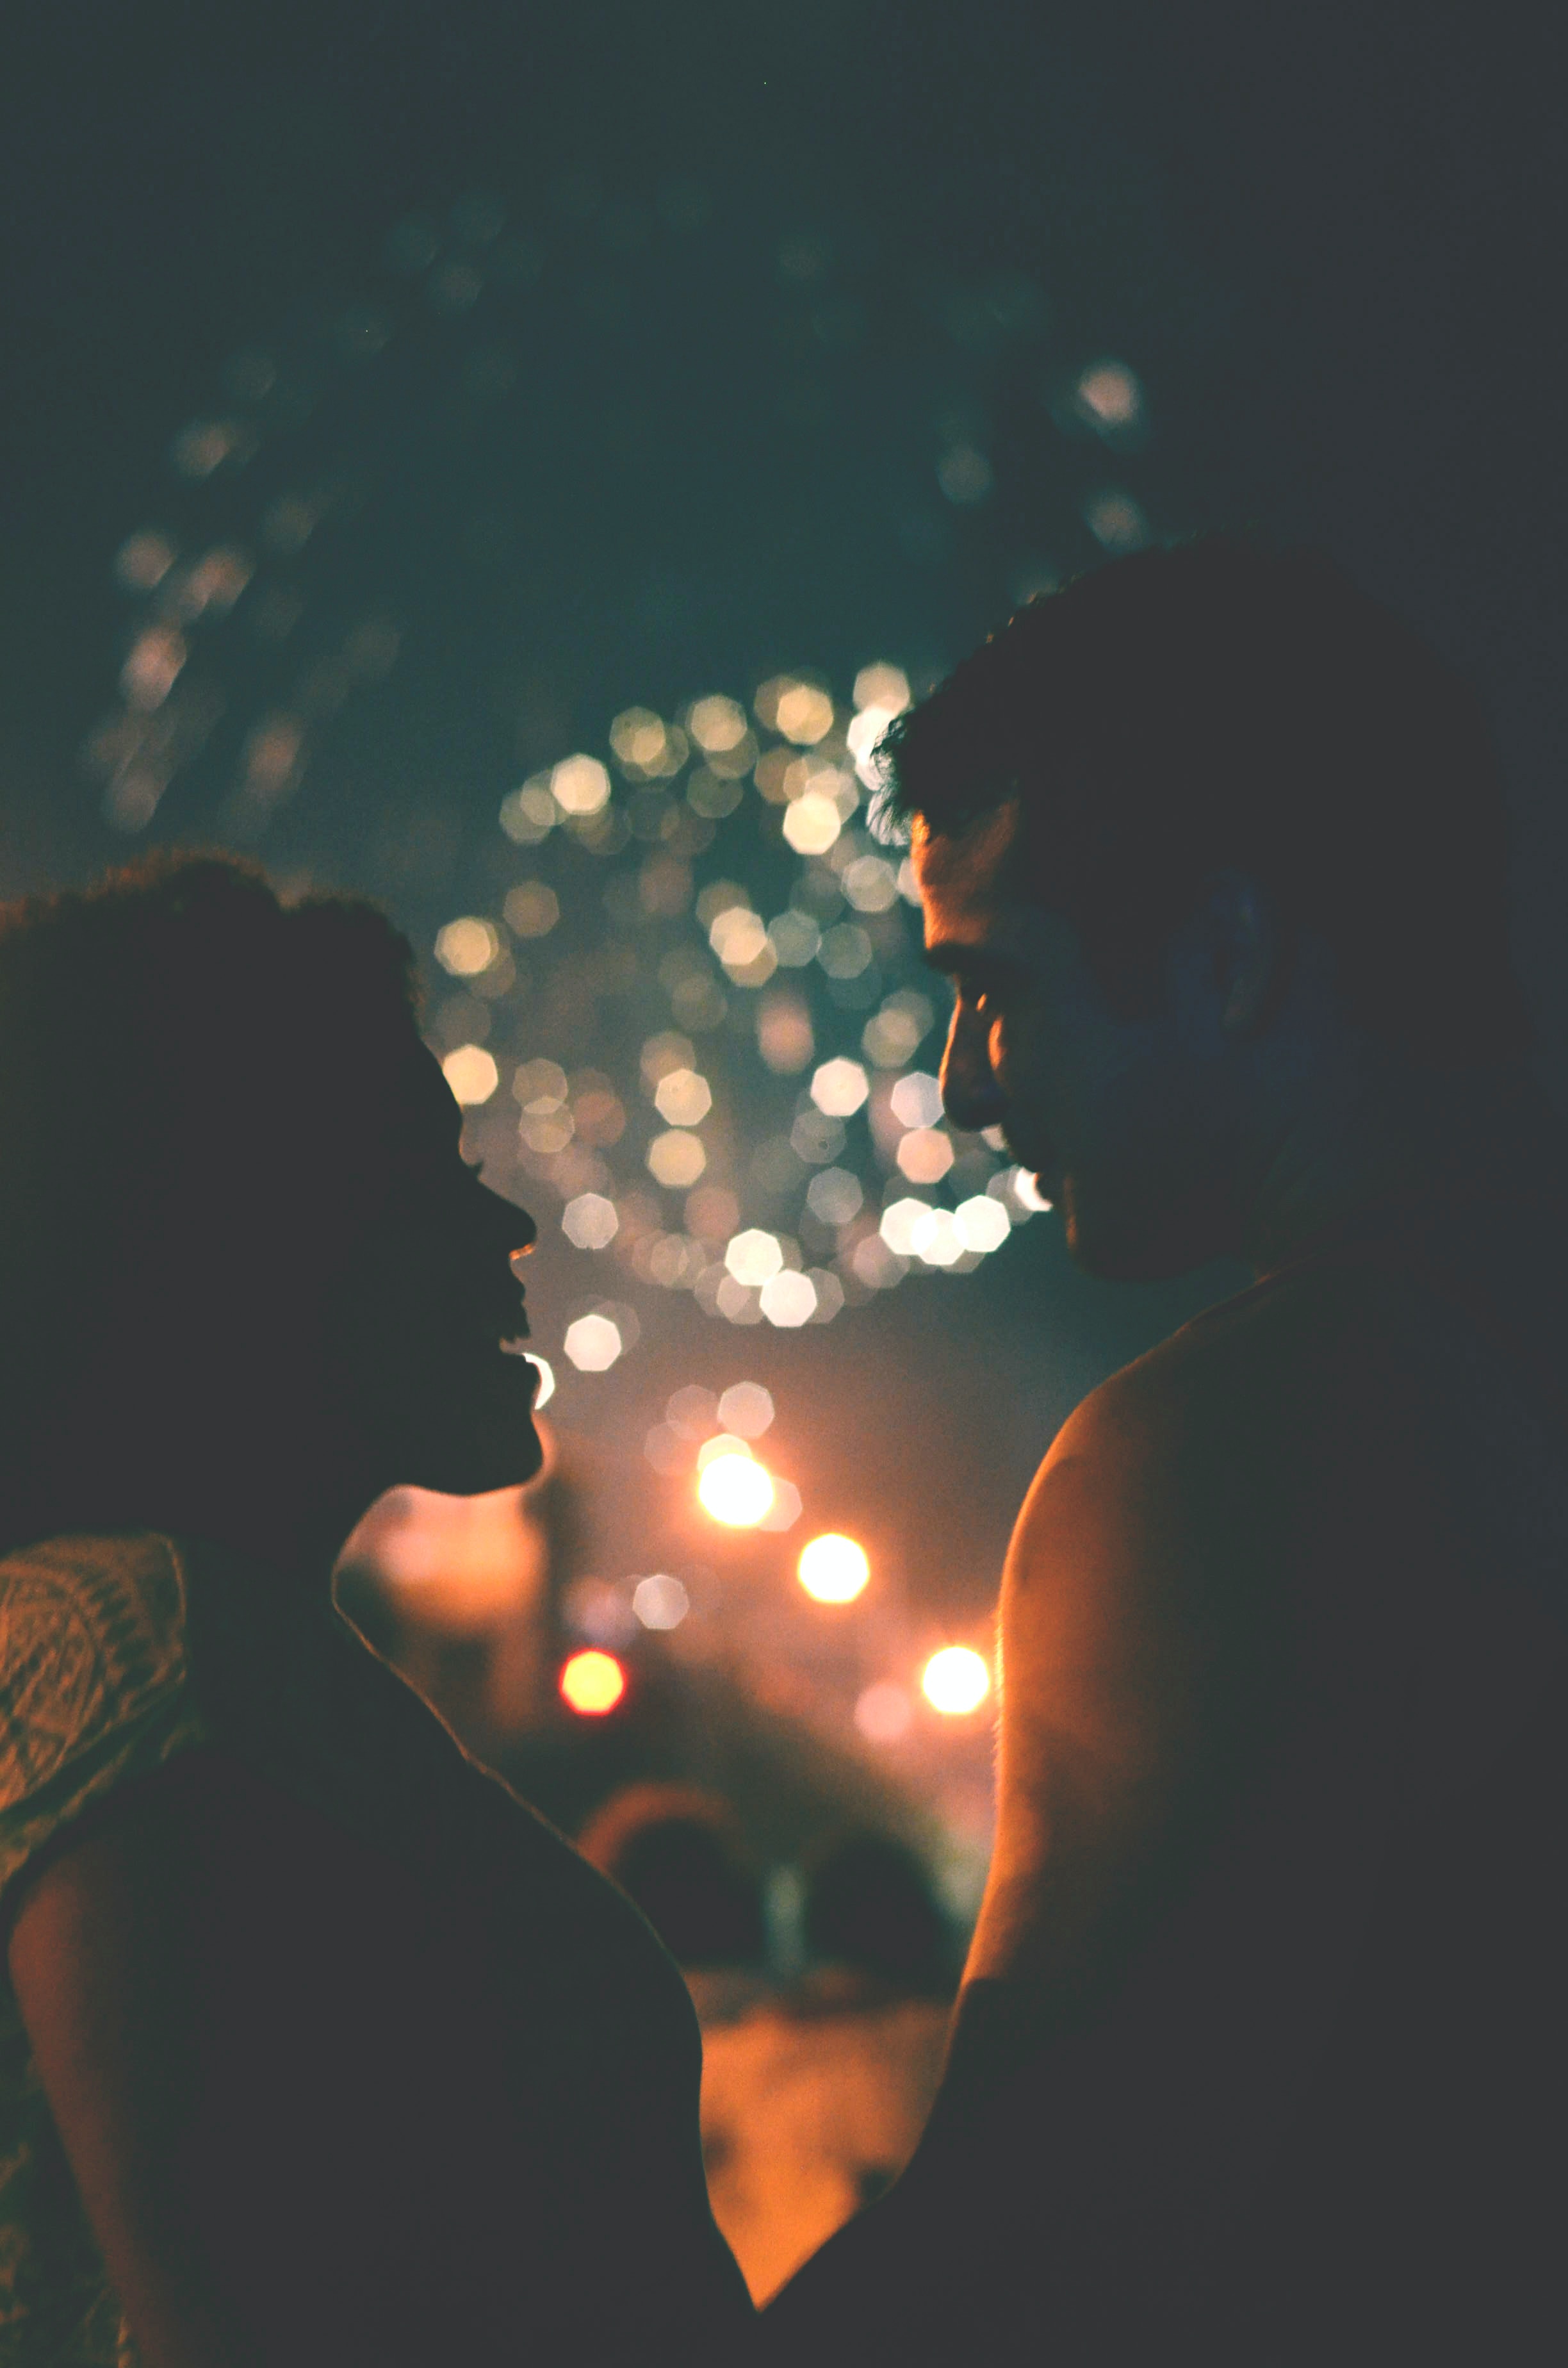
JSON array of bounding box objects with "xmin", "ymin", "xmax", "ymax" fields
[{"xmin": 1061, "ymin": 1183, "xmax": 1216, "ymax": 1285}]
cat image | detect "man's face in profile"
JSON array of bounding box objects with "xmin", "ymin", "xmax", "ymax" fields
[{"xmin": 914, "ymin": 803, "xmax": 1248, "ymax": 1281}]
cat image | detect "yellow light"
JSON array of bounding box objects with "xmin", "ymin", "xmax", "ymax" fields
[
  {"xmin": 551, "ymin": 753, "xmax": 612, "ymax": 814},
  {"xmin": 797, "ymin": 1534, "xmax": 869, "ymax": 1604},
  {"xmin": 434, "ymin": 916, "xmax": 500, "ymax": 976},
  {"xmin": 646, "ymin": 1129, "xmax": 707, "ymax": 1188},
  {"xmin": 441, "ymin": 1044, "xmax": 499, "ymax": 1105},
  {"xmin": 653, "ymin": 1067, "xmax": 712, "ymax": 1127},
  {"xmin": 698, "ymin": 1452, "xmax": 775, "ymax": 1527},
  {"xmin": 922, "ymin": 1645, "xmax": 991, "ymax": 1716},
  {"xmin": 559, "ymin": 1649, "xmax": 626, "ymax": 1716}
]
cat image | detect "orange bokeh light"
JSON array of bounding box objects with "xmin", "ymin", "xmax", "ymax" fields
[
  {"xmin": 559, "ymin": 1649, "xmax": 626, "ymax": 1716},
  {"xmin": 921, "ymin": 1645, "xmax": 991, "ymax": 1716},
  {"xmin": 697, "ymin": 1451, "xmax": 776, "ymax": 1527},
  {"xmin": 797, "ymin": 1533, "xmax": 870, "ymax": 1603}
]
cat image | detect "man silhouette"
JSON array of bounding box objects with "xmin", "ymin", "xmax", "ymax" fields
[{"xmin": 764, "ymin": 539, "xmax": 1568, "ymax": 2362}]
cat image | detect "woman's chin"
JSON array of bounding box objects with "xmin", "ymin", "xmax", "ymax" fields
[{"xmin": 400, "ymin": 1363, "xmax": 546, "ymax": 1495}]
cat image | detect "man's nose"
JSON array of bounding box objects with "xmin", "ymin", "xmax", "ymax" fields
[{"xmin": 939, "ymin": 1003, "xmax": 1006, "ymax": 1135}]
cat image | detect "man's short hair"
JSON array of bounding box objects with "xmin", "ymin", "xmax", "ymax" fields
[{"xmin": 878, "ymin": 536, "xmax": 1531, "ymax": 1067}]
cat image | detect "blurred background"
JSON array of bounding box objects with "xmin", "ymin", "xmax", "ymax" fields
[{"xmin": 2, "ymin": 1, "xmax": 1565, "ymax": 2280}]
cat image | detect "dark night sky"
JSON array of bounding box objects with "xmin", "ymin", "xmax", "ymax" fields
[
  {"xmin": 3, "ymin": 2, "xmax": 1567, "ymax": 1644},
  {"xmin": 4, "ymin": 1, "xmax": 1565, "ymax": 1017}
]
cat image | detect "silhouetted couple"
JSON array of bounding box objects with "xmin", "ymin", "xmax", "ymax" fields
[{"xmin": 3, "ymin": 536, "xmax": 1563, "ymax": 2363}]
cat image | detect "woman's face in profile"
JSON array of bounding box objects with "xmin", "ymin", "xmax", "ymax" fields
[{"xmin": 331, "ymin": 1040, "xmax": 544, "ymax": 1501}]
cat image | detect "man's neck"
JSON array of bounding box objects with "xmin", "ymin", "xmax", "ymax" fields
[{"xmin": 1241, "ymin": 1058, "xmax": 1558, "ymax": 1280}]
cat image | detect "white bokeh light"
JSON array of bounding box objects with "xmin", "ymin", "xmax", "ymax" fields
[
  {"xmin": 563, "ymin": 1312, "xmax": 623, "ymax": 1372},
  {"xmin": 811, "ymin": 1057, "xmax": 869, "ymax": 1117}
]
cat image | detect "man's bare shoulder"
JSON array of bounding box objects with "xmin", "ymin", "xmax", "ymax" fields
[
  {"xmin": 969, "ymin": 1261, "xmax": 1444, "ymax": 1993},
  {"xmin": 1029, "ymin": 1247, "xmax": 1448, "ymax": 1511}
]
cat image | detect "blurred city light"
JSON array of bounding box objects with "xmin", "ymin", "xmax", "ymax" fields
[
  {"xmin": 1082, "ymin": 489, "xmax": 1149, "ymax": 552},
  {"xmin": 781, "ymin": 792, "xmax": 842, "ymax": 855},
  {"xmin": 687, "ymin": 694, "xmax": 749, "ymax": 752},
  {"xmin": 797, "ymin": 1533, "xmax": 870, "ymax": 1604},
  {"xmin": 897, "ymin": 1128, "xmax": 954, "ymax": 1184},
  {"xmin": 879, "ymin": 1198, "xmax": 932, "ymax": 1257},
  {"xmin": 653, "ymin": 1067, "xmax": 712, "ymax": 1126},
  {"xmin": 525, "ymin": 1353, "xmax": 555, "ymax": 1407},
  {"xmin": 810, "ymin": 1057, "xmax": 869, "ymax": 1117},
  {"xmin": 646, "ymin": 1130, "xmax": 707, "ymax": 1187},
  {"xmin": 441, "ymin": 1044, "xmax": 499, "ymax": 1104},
  {"xmin": 562, "ymin": 1192, "xmax": 619, "ymax": 1250},
  {"xmin": 632, "ymin": 1573, "xmax": 689, "ymax": 1630},
  {"xmin": 854, "ymin": 1681, "xmax": 913, "ymax": 1743},
  {"xmin": 760, "ymin": 1270, "xmax": 817, "ymax": 1326},
  {"xmin": 716, "ymin": 1381, "xmax": 774, "ymax": 1436},
  {"xmin": 563, "ymin": 1311, "xmax": 623, "ymax": 1371},
  {"xmin": 1074, "ymin": 359, "xmax": 1144, "ymax": 434},
  {"xmin": 434, "ymin": 916, "xmax": 500, "ymax": 976},
  {"xmin": 551, "ymin": 753, "xmax": 612, "ymax": 814},
  {"xmin": 954, "ymin": 1194, "xmax": 1011, "ymax": 1253},
  {"xmin": 911, "ymin": 1207, "xmax": 964, "ymax": 1267},
  {"xmin": 936, "ymin": 445, "xmax": 994, "ymax": 504},
  {"xmin": 767, "ymin": 910, "xmax": 821, "ymax": 967},
  {"xmin": 922, "ymin": 1646, "xmax": 992, "ymax": 1715},
  {"xmin": 503, "ymin": 880, "xmax": 560, "ymax": 936},
  {"xmin": 725, "ymin": 1229, "xmax": 783, "ymax": 1285},
  {"xmin": 757, "ymin": 1477, "xmax": 803, "ymax": 1533},
  {"xmin": 805, "ymin": 1167, "xmax": 862, "ymax": 1225},
  {"xmin": 698, "ymin": 1451, "xmax": 776, "ymax": 1526},
  {"xmin": 559, "ymin": 1649, "xmax": 626, "ymax": 1715},
  {"xmin": 852, "ymin": 662, "xmax": 911, "ymax": 716},
  {"xmin": 889, "ymin": 1071, "xmax": 944, "ymax": 1129}
]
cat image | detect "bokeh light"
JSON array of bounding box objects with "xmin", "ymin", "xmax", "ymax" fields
[
  {"xmin": 441, "ymin": 1043, "xmax": 499, "ymax": 1104},
  {"xmin": 760, "ymin": 1270, "xmax": 817, "ymax": 1326},
  {"xmin": 725, "ymin": 1229, "xmax": 783, "ymax": 1286},
  {"xmin": 503, "ymin": 880, "xmax": 560, "ymax": 936},
  {"xmin": 889, "ymin": 1071, "xmax": 944, "ymax": 1129},
  {"xmin": 563, "ymin": 1311, "xmax": 623, "ymax": 1371},
  {"xmin": 810, "ymin": 1057, "xmax": 869, "ymax": 1117},
  {"xmin": 797, "ymin": 1533, "xmax": 870, "ymax": 1604},
  {"xmin": 632, "ymin": 1573, "xmax": 689, "ymax": 1630},
  {"xmin": 954, "ymin": 1194, "xmax": 1011, "ymax": 1253},
  {"xmin": 559, "ymin": 1649, "xmax": 626, "ymax": 1716},
  {"xmin": 525, "ymin": 1353, "xmax": 555, "ymax": 1407},
  {"xmin": 922, "ymin": 1646, "xmax": 992, "ymax": 1716},
  {"xmin": 434, "ymin": 916, "xmax": 500, "ymax": 976},
  {"xmin": 854, "ymin": 1681, "xmax": 913, "ymax": 1743},
  {"xmin": 716, "ymin": 1381, "xmax": 774, "ymax": 1436},
  {"xmin": 562, "ymin": 1192, "xmax": 619, "ymax": 1250},
  {"xmin": 647, "ymin": 1130, "xmax": 707, "ymax": 1188},
  {"xmin": 896, "ymin": 1128, "xmax": 954, "ymax": 1184},
  {"xmin": 551, "ymin": 753, "xmax": 612, "ymax": 814},
  {"xmin": 698, "ymin": 1451, "xmax": 776, "ymax": 1527},
  {"xmin": 653, "ymin": 1067, "xmax": 712, "ymax": 1126}
]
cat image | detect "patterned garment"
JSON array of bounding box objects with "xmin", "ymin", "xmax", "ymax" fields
[
  {"xmin": 0, "ymin": 1532, "xmax": 751, "ymax": 2367},
  {"xmin": 0, "ymin": 1536, "xmax": 208, "ymax": 2366}
]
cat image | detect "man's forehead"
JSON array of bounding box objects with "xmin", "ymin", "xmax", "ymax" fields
[{"xmin": 911, "ymin": 803, "xmax": 1024, "ymax": 939}]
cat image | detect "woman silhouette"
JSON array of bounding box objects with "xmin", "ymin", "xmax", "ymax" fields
[{"xmin": 0, "ymin": 855, "xmax": 752, "ymax": 2366}]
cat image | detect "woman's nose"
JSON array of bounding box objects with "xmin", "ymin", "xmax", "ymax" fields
[{"xmin": 484, "ymin": 1183, "xmax": 537, "ymax": 1255}]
